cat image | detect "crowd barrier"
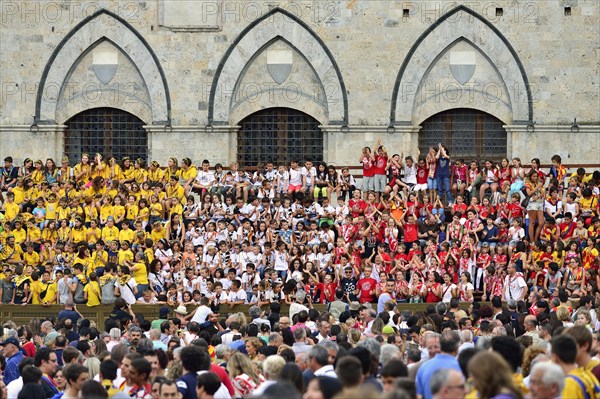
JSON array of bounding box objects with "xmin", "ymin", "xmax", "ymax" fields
[{"xmin": 0, "ymin": 302, "xmax": 485, "ymax": 328}]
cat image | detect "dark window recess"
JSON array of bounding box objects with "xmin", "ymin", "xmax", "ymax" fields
[
  {"xmin": 564, "ymin": 7, "xmax": 572, "ymax": 16},
  {"xmin": 403, "ymin": 9, "xmax": 410, "ymax": 17},
  {"xmin": 496, "ymin": 7, "xmax": 503, "ymax": 17},
  {"xmin": 237, "ymin": 108, "xmax": 323, "ymax": 167},
  {"xmin": 64, "ymin": 108, "xmax": 147, "ymax": 162},
  {"xmin": 419, "ymin": 108, "xmax": 507, "ymax": 161}
]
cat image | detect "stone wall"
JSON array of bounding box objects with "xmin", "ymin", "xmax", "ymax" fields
[{"xmin": 0, "ymin": 0, "xmax": 598, "ymax": 166}]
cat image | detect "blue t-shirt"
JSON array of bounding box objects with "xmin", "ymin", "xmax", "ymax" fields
[
  {"xmin": 177, "ymin": 372, "xmax": 199, "ymax": 399},
  {"xmin": 437, "ymin": 157, "xmax": 451, "ymax": 178},
  {"xmin": 416, "ymin": 353, "xmax": 461, "ymax": 399},
  {"xmin": 482, "ymin": 225, "xmax": 499, "ymax": 242}
]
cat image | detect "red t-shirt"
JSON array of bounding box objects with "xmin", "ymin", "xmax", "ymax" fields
[
  {"xmin": 349, "ymin": 199, "xmax": 367, "ymax": 217},
  {"xmin": 417, "ymin": 166, "xmax": 428, "ymax": 184},
  {"xmin": 357, "ymin": 277, "xmax": 377, "ymax": 303},
  {"xmin": 362, "ymin": 156, "xmax": 375, "ymax": 177},
  {"xmin": 373, "ymin": 155, "xmax": 388, "ymax": 176},
  {"xmin": 404, "ymin": 222, "xmax": 418, "ymax": 242}
]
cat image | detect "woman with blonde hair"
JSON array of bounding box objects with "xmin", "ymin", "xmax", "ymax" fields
[
  {"xmin": 227, "ymin": 351, "xmax": 265, "ymax": 397},
  {"xmin": 468, "ymin": 351, "xmax": 524, "ymax": 399},
  {"xmin": 244, "ymin": 337, "xmax": 263, "ymax": 360},
  {"xmin": 557, "ymin": 307, "xmax": 574, "ymax": 327}
]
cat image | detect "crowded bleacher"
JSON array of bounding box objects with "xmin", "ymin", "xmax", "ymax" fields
[{"xmin": 0, "ymin": 144, "xmax": 599, "ymax": 399}]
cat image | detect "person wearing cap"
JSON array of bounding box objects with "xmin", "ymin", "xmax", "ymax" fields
[{"xmin": 1, "ymin": 337, "xmax": 24, "ymax": 384}]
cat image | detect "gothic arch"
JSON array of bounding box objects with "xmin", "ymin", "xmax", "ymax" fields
[
  {"xmin": 390, "ymin": 5, "xmax": 532, "ymax": 126},
  {"xmin": 35, "ymin": 9, "xmax": 171, "ymax": 125},
  {"xmin": 208, "ymin": 7, "xmax": 348, "ymax": 126}
]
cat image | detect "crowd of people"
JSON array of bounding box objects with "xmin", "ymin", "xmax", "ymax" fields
[{"xmin": 0, "ymin": 141, "xmax": 598, "ymax": 399}]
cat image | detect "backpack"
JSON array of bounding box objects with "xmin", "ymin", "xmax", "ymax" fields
[{"xmin": 101, "ymin": 277, "xmax": 116, "ymax": 305}]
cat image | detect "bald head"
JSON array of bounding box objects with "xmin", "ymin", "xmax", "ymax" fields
[{"xmin": 524, "ymin": 315, "xmax": 538, "ymax": 332}]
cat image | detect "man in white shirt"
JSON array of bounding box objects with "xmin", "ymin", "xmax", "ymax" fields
[
  {"xmin": 309, "ymin": 346, "xmax": 337, "ymax": 378},
  {"xmin": 289, "ymin": 290, "xmax": 310, "ymax": 320},
  {"xmin": 188, "ymin": 297, "xmax": 214, "ymax": 324},
  {"xmin": 504, "ymin": 263, "xmax": 527, "ymax": 301}
]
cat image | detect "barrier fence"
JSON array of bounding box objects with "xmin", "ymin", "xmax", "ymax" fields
[{"xmin": 0, "ymin": 302, "xmax": 484, "ymax": 329}]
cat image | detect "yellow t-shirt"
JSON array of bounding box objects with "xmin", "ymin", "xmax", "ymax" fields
[
  {"xmin": 84, "ymin": 281, "xmax": 102, "ymax": 307},
  {"xmin": 132, "ymin": 262, "xmax": 149, "ymax": 285},
  {"xmin": 41, "ymin": 228, "xmax": 58, "ymax": 244},
  {"xmin": 23, "ymin": 251, "xmax": 40, "ymax": 267},
  {"xmin": 28, "ymin": 226, "xmax": 42, "ymax": 243},
  {"xmin": 181, "ymin": 166, "xmax": 198, "ymax": 182},
  {"xmin": 56, "ymin": 206, "xmax": 70, "ymax": 221},
  {"xmin": 169, "ymin": 203, "xmax": 183, "ymax": 216},
  {"xmin": 40, "ymin": 281, "xmax": 57, "ymax": 304},
  {"xmin": 112, "ymin": 205, "xmax": 125, "ymax": 222},
  {"xmin": 166, "ymin": 183, "xmax": 185, "ymax": 202},
  {"xmin": 134, "ymin": 169, "xmax": 148, "ymax": 184},
  {"xmin": 562, "ymin": 367, "xmax": 600, "ymax": 399},
  {"xmin": 45, "ymin": 201, "xmax": 58, "ymax": 220},
  {"xmin": 101, "ymin": 225, "xmax": 119, "ymax": 242},
  {"xmin": 138, "ymin": 207, "xmax": 150, "ymax": 222},
  {"xmin": 86, "ymin": 227, "xmax": 101, "ymax": 244},
  {"xmin": 122, "ymin": 167, "xmax": 135, "ymax": 181},
  {"xmin": 4, "ymin": 202, "xmax": 20, "ymax": 221},
  {"xmin": 579, "ymin": 196, "xmax": 597, "ymax": 214},
  {"xmin": 12, "ymin": 228, "xmax": 27, "ymax": 244},
  {"xmin": 150, "ymin": 203, "xmax": 163, "ymax": 217},
  {"xmin": 84, "ymin": 204, "xmax": 99, "ymax": 223},
  {"xmin": 119, "ymin": 228, "xmax": 135, "ymax": 243},
  {"xmin": 30, "ymin": 280, "xmax": 43, "ymax": 304},
  {"xmin": 71, "ymin": 227, "xmax": 87, "ymax": 243},
  {"xmin": 31, "ymin": 169, "xmax": 45, "ymax": 185},
  {"xmin": 125, "ymin": 204, "xmax": 139, "ymax": 220},
  {"xmin": 11, "ymin": 186, "xmax": 25, "ymax": 204},
  {"xmin": 148, "ymin": 168, "xmax": 164, "ymax": 183},
  {"xmin": 118, "ymin": 249, "xmax": 134, "ymax": 265},
  {"xmin": 92, "ymin": 250, "xmax": 108, "ymax": 269},
  {"xmin": 151, "ymin": 228, "xmax": 166, "ymax": 243},
  {"xmin": 100, "ymin": 204, "xmax": 113, "ymax": 222}
]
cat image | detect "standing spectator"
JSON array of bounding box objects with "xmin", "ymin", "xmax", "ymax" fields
[
  {"xmin": 430, "ymin": 368, "xmax": 466, "ymax": 399},
  {"xmin": 468, "ymin": 351, "xmax": 523, "ymax": 399},
  {"xmin": 528, "ymin": 362, "xmax": 564, "ymax": 399},
  {"xmin": 1, "ymin": 337, "xmax": 24, "ymax": 385},
  {"xmin": 550, "ymin": 334, "xmax": 599, "ymax": 399},
  {"xmin": 415, "ymin": 331, "xmax": 461, "ymax": 399},
  {"xmin": 55, "ymin": 364, "xmax": 89, "ymax": 399},
  {"xmin": 308, "ymin": 346, "xmax": 336, "ymax": 378},
  {"xmin": 372, "ymin": 139, "xmax": 388, "ymax": 202},
  {"xmin": 34, "ymin": 347, "xmax": 59, "ymax": 398},
  {"xmin": 226, "ymin": 352, "xmax": 265, "ymax": 398},
  {"xmin": 435, "ymin": 144, "xmax": 452, "ymax": 205}
]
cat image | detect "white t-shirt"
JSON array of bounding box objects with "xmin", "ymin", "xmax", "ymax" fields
[
  {"xmin": 289, "ymin": 168, "xmax": 303, "ymax": 186},
  {"xmin": 504, "ymin": 273, "xmax": 527, "ymax": 301},
  {"xmin": 190, "ymin": 305, "xmax": 213, "ymax": 324},
  {"xmin": 195, "ymin": 170, "xmax": 215, "ymax": 186},
  {"xmin": 228, "ymin": 289, "xmax": 247, "ymax": 304},
  {"xmin": 116, "ymin": 277, "xmax": 138, "ymax": 305},
  {"xmin": 441, "ymin": 283, "xmax": 457, "ymax": 303}
]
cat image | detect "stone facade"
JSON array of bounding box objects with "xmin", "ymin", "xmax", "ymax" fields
[{"xmin": 0, "ymin": 0, "xmax": 598, "ymax": 166}]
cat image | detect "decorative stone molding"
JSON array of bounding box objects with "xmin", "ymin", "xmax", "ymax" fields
[{"xmin": 36, "ymin": 10, "xmax": 170, "ymax": 125}]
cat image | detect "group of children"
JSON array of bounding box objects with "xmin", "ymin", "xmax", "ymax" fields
[{"xmin": 0, "ymin": 149, "xmax": 598, "ymax": 311}]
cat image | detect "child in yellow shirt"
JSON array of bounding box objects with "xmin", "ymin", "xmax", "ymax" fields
[{"xmin": 84, "ymin": 272, "xmax": 102, "ymax": 306}]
